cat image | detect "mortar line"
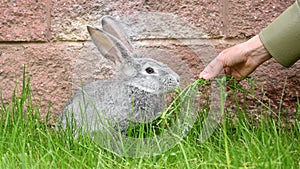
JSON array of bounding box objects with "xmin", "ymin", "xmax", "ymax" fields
[
  {"xmin": 220, "ymin": 0, "xmax": 229, "ymax": 36},
  {"xmin": 46, "ymin": 0, "xmax": 52, "ymax": 42},
  {"xmin": 0, "ymin": 38, "xmax": 247, "ymax": 46}
]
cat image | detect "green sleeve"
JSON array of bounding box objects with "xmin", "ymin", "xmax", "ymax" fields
[{"xmin": 259, "ymin": 0, "xmax": 300, "ymax": 67}]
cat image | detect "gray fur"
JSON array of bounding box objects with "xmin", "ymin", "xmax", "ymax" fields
[{"xmin": 59, "ymin": 16, "xmax": 180, "ymax": 134}]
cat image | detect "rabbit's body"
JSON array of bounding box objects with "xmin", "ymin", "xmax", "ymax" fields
[
  {"xmin": 61, "ymin": 78, "xmax": 166, "ymax": 132},
  {"xmin": 59, "ymin": 16, "xmax": 179, "ymax": 134}
]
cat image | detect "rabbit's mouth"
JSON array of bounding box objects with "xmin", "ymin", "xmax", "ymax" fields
[{"xmin": 162, "ymin": 79, "xmax": 179, "ymax": 92}]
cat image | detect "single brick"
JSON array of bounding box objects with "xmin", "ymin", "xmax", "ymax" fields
[{"xmin": 50, "ymin": 0, "xmax": 222, "ymax": 41}]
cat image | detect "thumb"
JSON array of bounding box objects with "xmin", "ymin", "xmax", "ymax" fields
[{"xmin": 199, "ymin": 57, "xmax": 224, "ymax": 79}]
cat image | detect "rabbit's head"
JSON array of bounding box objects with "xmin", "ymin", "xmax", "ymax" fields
[{"xmin": 87, "ymin": 16, "xmax": 180, "ymax": 94}]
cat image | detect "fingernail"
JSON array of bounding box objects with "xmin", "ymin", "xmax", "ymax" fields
[
  {"xmin": 204, "ymin": 74, "xmax": 210, "ymax": 79},
  {"xmin": 201, "ymin": 73, "xmax": 209, "ymax": 79}
]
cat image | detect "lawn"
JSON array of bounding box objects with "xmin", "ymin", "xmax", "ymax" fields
[{"xmin": 0, "ymin": 73, "xmax": 299, "ymax": 169}]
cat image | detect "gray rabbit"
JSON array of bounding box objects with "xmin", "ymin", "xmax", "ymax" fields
[{"xmin": 59, "ymin": 16, "xmax": 180, "ymax": 135}]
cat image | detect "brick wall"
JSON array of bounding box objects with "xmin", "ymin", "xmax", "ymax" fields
[{"xmin": 0, "ymin": 0, "xmax": 298, "ymax": 120}]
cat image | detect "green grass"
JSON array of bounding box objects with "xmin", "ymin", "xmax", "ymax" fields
[{"xmin": 0, "ymin": 72, "xmax": 299, "ymax": 169}]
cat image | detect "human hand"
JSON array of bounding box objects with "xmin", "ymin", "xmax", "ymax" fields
[{"xmin": 199, "ymin": 35, "xmax": 272, "ymax": 81}]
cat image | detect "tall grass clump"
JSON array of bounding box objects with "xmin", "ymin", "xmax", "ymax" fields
[{"xmin": 0, "ymin": 70, "xmax": 299, "ymax": 168}]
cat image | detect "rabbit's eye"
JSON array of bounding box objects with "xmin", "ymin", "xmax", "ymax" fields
[{"xmin": 145, "ymin": 67, "xmax": 155, "ymax": 74}]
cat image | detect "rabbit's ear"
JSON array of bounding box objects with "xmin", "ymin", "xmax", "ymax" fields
[
  {"xmin": 101, "ymin": 16, "xmax": 133, "ymax": 53},
  {"xmin": 87, "ymin": 26, "xmax": 131, "ymax": 65}
]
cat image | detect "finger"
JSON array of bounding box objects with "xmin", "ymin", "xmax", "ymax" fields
[
  {"xmin": 199, "ymin": 57, "xmax": 224, "ymax": 79},
  {"xmin": 227, "ymin": 67, "xmax": 244, "ymax": 81}
]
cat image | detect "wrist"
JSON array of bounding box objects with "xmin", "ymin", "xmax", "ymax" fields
[{"xmin": 242, "ymin": 35, "xmax": 272, "ymax": 66}]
